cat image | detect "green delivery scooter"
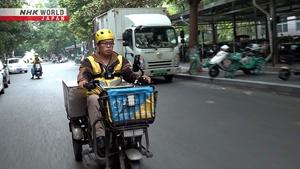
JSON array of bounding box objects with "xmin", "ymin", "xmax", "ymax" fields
[{"xmin": 203, "ymin": 45, "xmax": 266, "ymax": 78}]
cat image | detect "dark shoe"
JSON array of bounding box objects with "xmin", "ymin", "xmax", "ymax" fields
[
  {"xmin": 31, "ymin": 76, "xmax": 34, "ymax": 79},
  {"xmin": 96, "ymin": 136, "xmax": 105, "ymax": 157}
]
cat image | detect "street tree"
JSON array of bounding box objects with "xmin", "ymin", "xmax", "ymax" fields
[
  {"xmin": 165, "ymin": 0, "xmax": 201, "ymax": 47},
  {"xmin": 187, "ymin": 0, "xmax": 201, "ymax": 47},
  {"xmin": 0, "ymin": 0, "xmax": 31, "ymax": 59}
]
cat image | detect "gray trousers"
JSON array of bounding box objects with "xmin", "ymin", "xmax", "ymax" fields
[{"xmin": 87, "ymin": 94, "xmax": 105, "ymax": 138}]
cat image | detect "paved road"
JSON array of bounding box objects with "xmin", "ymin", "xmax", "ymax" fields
[{"xmin": 0, "ymin": 62, "xmax": 300, "ymax": 169}]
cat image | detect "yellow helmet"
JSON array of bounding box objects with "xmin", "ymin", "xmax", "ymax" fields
[{"xmin": 95, "ymin": 29, "xmax": 114, "ymax": 44}]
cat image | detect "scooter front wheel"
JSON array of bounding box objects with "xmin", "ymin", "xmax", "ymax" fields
[
  {"xmin": 209, "ymin": 66, "xmax": 220, "ymax": 77},
  {"xmin": 128, "ymin": 160, "xmax": 142, "ymax": 169},
  {"xmin": 278, "ymin": 69, "xmax": 291, "ymax": 81},
  {"xmin": 72, "ymin": 139, "xmax": 83, "ymax": 161}
]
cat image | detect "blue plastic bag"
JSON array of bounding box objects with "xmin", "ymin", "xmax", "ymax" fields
[{"xmin": 106, "ymin": 86, "xmax": 155, "ymax": 123}]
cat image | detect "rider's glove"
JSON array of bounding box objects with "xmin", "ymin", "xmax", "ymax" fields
[
  {"xmin": 135, "ymin": 75, "xmax": 151, "ymax": 85},
  {"xmin": 78, "ymin": 80, "xmax": 88, "ymax": 89}
]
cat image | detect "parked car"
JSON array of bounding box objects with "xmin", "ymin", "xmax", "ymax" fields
[
  {"xmin": 7, "ymin": 58, "xmax": 28, "ymax": 73},
  {"xmin": 0, "ymin": 69, "xmax": 4, "ymax": 95},
  {"xmin": 0, "ymin": 60, "xmax": 10, "ymax": 88}
]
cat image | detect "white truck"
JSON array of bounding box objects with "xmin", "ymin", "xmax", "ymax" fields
[{"xmin": 93, "ymin": 8, "xmax": 180, "ymax": 82}]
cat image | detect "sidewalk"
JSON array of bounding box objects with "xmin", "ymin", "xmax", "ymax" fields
[{"xmin": 175, "ymin": 62, "xmax": 300, "ymax": 97}]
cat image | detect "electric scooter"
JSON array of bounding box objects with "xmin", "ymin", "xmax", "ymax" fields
[
  {"xmin": 62, "ymin": 77, "xmax": 157, "ymax": 169},
  {"xmin": 278, "ymin": 66, "xmax": 300, "ymax": 80},
  {"xmin": 31, "ymin": 63, "xmax": 43, "ymax": 79},
  {"xmin": 203, "ymin": 45, "xmax": 266, "ymax": 78}
]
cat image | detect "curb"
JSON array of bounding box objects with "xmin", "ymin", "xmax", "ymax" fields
[{"xmin": 175, "ymin": 73, "xmax": 300, "ymax": 97}]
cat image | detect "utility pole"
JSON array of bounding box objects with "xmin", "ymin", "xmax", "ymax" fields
[{"xmin": 270, "ymin": 0, "xmax": 278, "ymax": 66}]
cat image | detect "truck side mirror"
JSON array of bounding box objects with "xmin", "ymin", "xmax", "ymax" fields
[
  {"xmin": 122, "ymin": 32, "xmax": 130, "ymax": 46},
  {"xmin": 132, "ymin": 55, "xmax": 141, "ymax": 72},
  {"xmin": 123, "ymin": 41, "xmax": 129, "ymax": 46}
]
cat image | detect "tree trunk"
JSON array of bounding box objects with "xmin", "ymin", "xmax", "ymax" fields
[
  {"xmin": 188, "ymin": 0, "xmax": 201, "ymax": 47},
  {"xmin": 187, "ymin": 0, "xmax": 201, "ymax": 74}
]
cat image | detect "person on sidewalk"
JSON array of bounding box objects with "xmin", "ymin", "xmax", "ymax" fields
[{"xmin": 77, "ymin": 28, "xmax": 151, "ymax": 157}]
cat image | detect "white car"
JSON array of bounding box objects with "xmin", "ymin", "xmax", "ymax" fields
[
  {"xmin": 0, "ymin": 73, "xmax": 4, "ymax": 94},
  {"xmin": 7, "ymin": 58, "xmax": 28, "ymax": 73}
]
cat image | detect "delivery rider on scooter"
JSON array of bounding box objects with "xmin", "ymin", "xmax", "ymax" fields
[
  {"xmin": 31, "ymin": 53, "xmax": 42, "ymax": 79},
  {"xmin": 77, "ymin": 28, "xmax": 151, "ymax": 157}
]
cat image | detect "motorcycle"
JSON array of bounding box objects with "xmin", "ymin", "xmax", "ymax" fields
[
  {"xmin": 62, "ymin": 78, "xmax": 157, "ymax": 169},
  {"xmin": 203, "ymin": 47, "xmax": 266, "ymax": 78},
  {"xmin": 278, "ymin": 66, "xmax": 300, "ymax": 80},
  {"xmin": 31, "ymin": 63, "xmax": 43, "ymax": 79}
]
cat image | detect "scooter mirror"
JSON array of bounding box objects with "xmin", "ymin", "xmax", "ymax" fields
[{"xmin": 132, "ymin": 55, "xmax": 141, "ymax": 72}]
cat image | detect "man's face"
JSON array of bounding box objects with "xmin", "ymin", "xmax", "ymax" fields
[{"xmin": 98, "ymin": 40, "xmax": 114, "ymax": 56}]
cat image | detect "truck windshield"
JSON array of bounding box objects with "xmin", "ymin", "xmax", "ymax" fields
[{"xmin": 135, "ymin": 26, "xmax": 178, "ymax": 49}]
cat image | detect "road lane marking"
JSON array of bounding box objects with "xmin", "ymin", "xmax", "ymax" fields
[{"xmin": 206, "ymin": 100, "xmax": 215, "ymax": 104}]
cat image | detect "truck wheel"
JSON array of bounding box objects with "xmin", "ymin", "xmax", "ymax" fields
[
  {"xmin": 4, "ymin": 80, "xmax": 8, "ymax": 88},
  {"xmin": 209, "ymin": 66, "xmax": 219, "ymax": 77},
  {"xmin": 72, "ymin": 139, "xmax": 82, "ymax": 161},
  {"xmin": 0, "ymin": 88, "xmax": 4, "ymax": 94},
  {"xmin": 278, "ymin": 69, "xmax": 291, "ymax": 81},
  {"xmin": 164, "ymin": 75, "xmax": 173, "ymax": 82}
]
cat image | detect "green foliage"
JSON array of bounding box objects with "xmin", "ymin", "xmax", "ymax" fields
[
  {"xmin": 1, "ymin": 0, "xmax": 171, "ymax": 59},
  {"xmin": 164, "ymin": 0, "xmax": 189, "ymax": 13},
  {"xmin": 16, "ymin": 22, "xmax": 75, "ymax": 57},
  {"xmin": 0, "ymin": 0, "xmax": 76, "ymax": 58},
  {"xmin": 218, "ymin": 23, "xmax": 233, "ymax": 42},
  {"xmin": 0, "ymin": 0, "xmax": 24, "ymax": 8},
  {"xmin": 202, "ymin": 0, "xmax": 217, "ymax": 5},
  {"xmin": 217, "ymin": 22, "xmax": 256, "ymax": 43},
  {"xmin": 0, "ymin": 1, "xmax": 31, "ymax": 58}
]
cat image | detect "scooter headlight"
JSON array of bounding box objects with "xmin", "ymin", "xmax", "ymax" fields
[{"xmin": 72, "ymin": 127, "xmax": 83, "ymax": 140}]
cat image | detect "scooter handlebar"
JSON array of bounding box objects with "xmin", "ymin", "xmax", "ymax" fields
[
  {"xmin": 84, "ymin": 80, "xmax": 101, "ymax": 91},
  {"xmin": 134, "ymin": 76, "xmax": 150, "ymax": 86}
]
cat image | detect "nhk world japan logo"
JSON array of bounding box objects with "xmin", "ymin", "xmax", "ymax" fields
[{"xmin": 0, "ymin": 8, "xmax": 69, "ymax": 21}]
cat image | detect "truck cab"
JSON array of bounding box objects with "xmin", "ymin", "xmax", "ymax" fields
[
  {"xmin": 122, "ymin": 21, "xmax": 180, "ymax": 81},
  {"xmin": 93, "ymin": 8, "xmax": 180, "ymax": 82}
]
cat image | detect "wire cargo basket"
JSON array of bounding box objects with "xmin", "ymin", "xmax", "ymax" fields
[{"xmin": 100, "ymin": 86, "xmax": 157, "ymax": 128}]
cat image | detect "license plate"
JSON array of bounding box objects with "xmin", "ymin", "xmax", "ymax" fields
[
  {"xmin": 153, "ymin": 70, "xmax": 168, "ymax": 76},
  {"xmin": 124, "ymin": 129, "xmax": 144, "ymax": 137}
]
